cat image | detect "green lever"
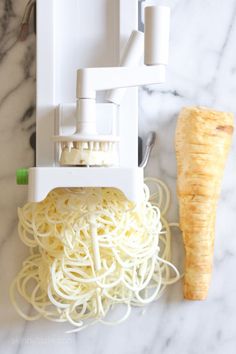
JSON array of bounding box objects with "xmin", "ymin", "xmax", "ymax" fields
[{"xmin": 16, "ymin": 169, "xmax": 29, "ymax": 185}]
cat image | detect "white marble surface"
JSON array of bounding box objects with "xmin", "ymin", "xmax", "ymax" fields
[{"xmin": 1, "ymin": 0, "xmax": 236, "ymax": 353}]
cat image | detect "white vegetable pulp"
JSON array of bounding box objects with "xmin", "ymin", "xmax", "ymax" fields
[{"xmin": 10, "ymin": 179, "xmax": 180, "ymax": 332}]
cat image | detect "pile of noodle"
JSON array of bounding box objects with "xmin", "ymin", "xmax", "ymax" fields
[{"xmin": 10, "ymin": 179, "xmax": 180, "ymax": 332}]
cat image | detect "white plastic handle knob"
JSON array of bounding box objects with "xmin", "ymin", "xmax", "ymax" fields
[
  {"xmin": 106, "ymin": 30, "xmax": 144, "ymax": 105},
  {"xmin": 119, "ymin": 30, "xmax": 144, "ymax": 67},
  {"xmin": 145, "ymin": 6, "xmax": 171, "ymax": 66}
]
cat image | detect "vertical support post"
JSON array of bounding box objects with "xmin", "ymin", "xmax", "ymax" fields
[
  {"xmin": 118, "ymin": 0, "xmax": 139, "ymax": 168},
  {"xmin": 36, "ymin": 0, "xmax": 55, "ymax": 166}
]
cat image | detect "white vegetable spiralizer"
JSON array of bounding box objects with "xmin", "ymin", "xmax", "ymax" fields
[{"xmin": 18, "ymin": 0, "xmax": 170, "ymax": 203}]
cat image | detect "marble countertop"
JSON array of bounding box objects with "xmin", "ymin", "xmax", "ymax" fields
[{"xmin": 0, "ymin": 0, "xmax": 236, "ymax": 353}]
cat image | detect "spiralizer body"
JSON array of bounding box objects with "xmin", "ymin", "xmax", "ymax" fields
[{"xmin": 17, "ymin": 1, "xmax": 170, "ymax": 203}]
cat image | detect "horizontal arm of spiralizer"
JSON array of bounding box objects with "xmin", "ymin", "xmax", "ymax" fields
[{"xmin": 76, "ymin": 65, "xmax": 166, "ymax": 100}]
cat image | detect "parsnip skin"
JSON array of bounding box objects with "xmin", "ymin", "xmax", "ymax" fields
[{"xmin": 175, "ymin": 107, "xmax": 234, "ymax": 300}]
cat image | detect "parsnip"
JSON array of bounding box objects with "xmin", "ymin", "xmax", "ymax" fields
[{"xmin": 175, "ymin": 107, "xmax": 234, "ymax": 300}]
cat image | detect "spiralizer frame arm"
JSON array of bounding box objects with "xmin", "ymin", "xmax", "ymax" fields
[{"xmin": 75, "ymin": 6, "xmax": 170, "ymax": 131}]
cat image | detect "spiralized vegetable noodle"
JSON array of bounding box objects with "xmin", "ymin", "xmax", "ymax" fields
[{"xmin": 10, "ymin": 179, "xmax": 180, "ymax": 332}]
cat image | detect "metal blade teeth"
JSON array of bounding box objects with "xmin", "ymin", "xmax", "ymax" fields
[{"xmin": 60, "ymin": 140, "xmax": 116, "ymax": 156}]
